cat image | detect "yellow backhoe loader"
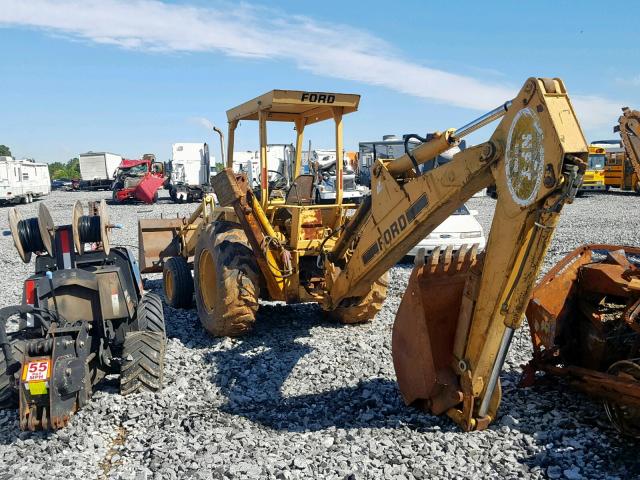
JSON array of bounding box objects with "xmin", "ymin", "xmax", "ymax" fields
[
  {"xmin": 607, "ymin": 107, "xmax": 640, "ymax": 192},
  {"xmin": 139, "ymin": 78, "xmax": 587, "ymax": 431}
]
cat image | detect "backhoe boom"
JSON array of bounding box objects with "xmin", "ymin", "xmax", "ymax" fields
[
  {"xmin": 326, "ymin": 77, "xmax": 588, "ymax": 430},
  {"xmin": 617, "ymin": 108, "xmax": 640, "ymax": 182}
]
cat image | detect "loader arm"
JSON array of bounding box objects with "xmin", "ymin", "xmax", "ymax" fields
[
  {"xmin": 617, "ymin": 108, "xmax": 640, "ymax": 181},
  {"xmin": 326, "ymin": 78, "xmax": 588, "ymax": 431}
]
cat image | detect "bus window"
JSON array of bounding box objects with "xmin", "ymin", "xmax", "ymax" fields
[{"xmin": 588, "ymin": 154, "xmax": 606, "ymax": 170}]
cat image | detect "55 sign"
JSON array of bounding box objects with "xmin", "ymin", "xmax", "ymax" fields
[{"xmin": 22, "ymin": 358, "xmax": 51, "ymax": 383}]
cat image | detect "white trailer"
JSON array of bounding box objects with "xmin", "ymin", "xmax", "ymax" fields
[
  {"xmin": 0, "ymin": 157, "xmax": 51, "ymax": 204},
  {"xmin": 78, "ymin": 152, "xmax": 122, "ymax": 190},
  {"xmin": 168, "ymin": 143, "xmax": 213, "ymax": 202}
]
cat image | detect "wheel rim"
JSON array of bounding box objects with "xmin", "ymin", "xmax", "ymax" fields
[
  {"xmin": 603, "ymin": 360, "xmax": 640, "ymax": 438},
  {"xmin": 164, "ymin": 267, "xmax": 175, "ymax": 301},
  {"xmin": 198, "ymin": 249, "xmax": 217, "ymax": 313}
]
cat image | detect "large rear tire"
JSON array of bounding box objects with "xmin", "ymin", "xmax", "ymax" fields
[
  {"xmin": 120, "ymin": 331, "xmax": 165, "ymax": 395},
  {"xmin": 163, "ymin": 256, "xmax": 194, "ymax": 309},
  {"xmin": 329, "ymin": 272, "xmax": 389, "ymax": 324},
  {"xmin": 193, "ymin": 221, "xmax": 260, "ymax": 337},
  {"xmin": 0, "ymin": 338, "xmax": 25, "ymax": 409}
]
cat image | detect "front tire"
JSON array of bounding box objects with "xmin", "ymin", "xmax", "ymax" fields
[
  {"xmin": 163, "ymin": 256, "xmax": 194, "ymax": 308},
  {"xmin": 193, "ymin": 221, "xmax": 260, "ymax": 337}
]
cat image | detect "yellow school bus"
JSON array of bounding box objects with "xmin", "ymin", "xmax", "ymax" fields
[
  {"xmin": 579, "ymin": 145, "xmax": 607, "ymax": 192},
  {"xmin": 602, "ymin": 140, "xmax": 639, "ymax": 192}
]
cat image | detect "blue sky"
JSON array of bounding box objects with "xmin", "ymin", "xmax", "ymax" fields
[{"xmin": 1, "ymin": 0, "xmax": 638, "ymax": 163}]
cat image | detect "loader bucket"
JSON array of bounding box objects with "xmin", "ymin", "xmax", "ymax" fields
[
  {"xmin": 138, "ymin": 218, "xmax": 183, "ymax": 273},
  {"xmin": 392, "ymin": 245, "xmax": 480, "ymax": 415}
]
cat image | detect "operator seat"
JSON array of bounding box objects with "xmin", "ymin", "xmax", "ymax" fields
[{"xmin": 285, "ymin": 175, "xmax": 315, "ymax": 205}]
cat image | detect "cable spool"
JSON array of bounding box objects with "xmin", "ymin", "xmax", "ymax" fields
[
  {"xmin": 72, "ymin": 199, "xmax": 112, "ymax": 255},
  {"xmin": 8, "ymin": 204, "xmax": 55, "ymax": 263}
]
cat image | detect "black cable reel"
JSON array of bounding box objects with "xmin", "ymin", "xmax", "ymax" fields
[
  {"xmin": 72, "ymin": 199, "xmax": 113, "ymax": 255},
  {"xmin": 8, "ymin": 203, "xmax": 55, "ymax": 263},
  {"xmin": 8, "ymin": 199, "xmax": 115, "ymax": 262}
]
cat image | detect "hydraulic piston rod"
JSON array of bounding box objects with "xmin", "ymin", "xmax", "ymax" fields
[
  {"xmin": 452, "ymin": 102, "xmax": 512, "ymax": 140},
  {"xmin": 385, "ymin": 101, "xmax": 512, "ymax": 177},
  {"xmin": 477, "ymin": 326, "xmax": 514, "ymax": 418}
]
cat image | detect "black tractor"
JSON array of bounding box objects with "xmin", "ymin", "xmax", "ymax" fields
[{"xmin": 0, "ymin": 200, "xmax": 166, "ymax": 430}]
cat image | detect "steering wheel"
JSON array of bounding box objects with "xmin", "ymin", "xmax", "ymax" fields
[{"xmin": 259, "ymin": 170, "xmax": 289, "ymax": 191}]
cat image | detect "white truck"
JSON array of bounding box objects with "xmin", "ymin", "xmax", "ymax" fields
[
  {"xmin": 0, "ymin": 157, "xmax": 51, "ymax": 204},
  {"xmin": 310, "ymin": 149, "xmax": 367, "ymax": 204},
  {"xmin": 168, "ymin": 143, "xmax": 214, "ymax": 202},
  {"xmin": 232, "ymin": 144, "xmax": 295, "ymax": 191},
  {"xmin": 78, "ymin": 152, "xmax": 122, "ymax": 190}
]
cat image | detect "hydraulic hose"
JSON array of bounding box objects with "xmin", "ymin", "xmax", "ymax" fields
[{"xmin": 0, "ymin": 305, "xmax": 33, "ymax": 375}]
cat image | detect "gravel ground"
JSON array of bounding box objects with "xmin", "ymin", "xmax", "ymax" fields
[{"xmin": 0, "ymin": 189, "xmax": 639, "ymax": 479}]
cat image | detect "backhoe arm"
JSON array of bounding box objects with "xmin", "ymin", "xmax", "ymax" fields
[
  {"xmin": 617, "ymin": 107, "xmax": 640, "ymax": 180},
  {"xmin": 326, "ymin": 78, "xmax": 588, "ymax": 431}
]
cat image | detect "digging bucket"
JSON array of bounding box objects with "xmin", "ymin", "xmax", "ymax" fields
[{"xmin": 392, "ymin": 244, "xmax": 481, "ymax": 415}]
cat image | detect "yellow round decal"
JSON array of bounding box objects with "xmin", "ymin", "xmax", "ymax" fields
[{"xmin": 505, "ymin": 108, "xmax": 544, "ymax": 206}]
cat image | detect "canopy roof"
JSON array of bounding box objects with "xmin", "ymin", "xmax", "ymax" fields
[{"xmin": 226, "ymin": 90, "xmax": 360, "ymax": 125}]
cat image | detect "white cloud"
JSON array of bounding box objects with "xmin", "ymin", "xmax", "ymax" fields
[{"xmin": 0, "ymin": 0, "xmax": 622, "ymax": 130}]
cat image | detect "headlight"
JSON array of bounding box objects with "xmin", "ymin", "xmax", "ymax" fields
[{"xmin": 460, "ymin": 231, "xmax": 482, "ymax": 239}]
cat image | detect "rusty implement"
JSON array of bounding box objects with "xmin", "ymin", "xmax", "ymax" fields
[{"xmin": 525, "ymin": 244, "xmax": 640, "ymax": 437}]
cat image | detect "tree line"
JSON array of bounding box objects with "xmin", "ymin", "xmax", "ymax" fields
[{"xmin": 48, "ymin": 158, "xmax": 80, "ymax": 179}]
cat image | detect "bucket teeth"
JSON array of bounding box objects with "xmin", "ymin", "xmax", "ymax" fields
[
  {"xmin": 468, "ymin": 243, "xmax": 479, "ymax": 263},
  {"xmin": 423, "ymin": 244, "xmax": 479, "ymax": 276},
  {"xmin": 454, "ymin": 245, "xmax": 469, "ymax": 271},
  {"xmin": 442, "ymin": 245, "xmax": 454, "ymax": 271},
  {"xmin": 428, "ymin": 246, "xmax": 441, "ymax": 270}
]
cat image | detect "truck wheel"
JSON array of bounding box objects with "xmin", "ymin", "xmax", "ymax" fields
[
  {"xmin": 169, "ymin": 188, "xmax": 177, "ymax": 202},
  {"xmin": 328, "ymin": 272, "xmax": 389, "ymax": 324},
  {"xmin": 0, "ymin": 338, "xmax": 24, "ymax": 409},
  {"xmin": 135, "ymin": 292, "xmax": 166, "ymax": 337},
  {"xmin": 163, "ymin": 256, "xmax": 194, "ymax": 308},
  {"xmin": 193, "ymin": 221, "xmax": 260, "ymax": 337},
  {"xmin": 120, "ymin": 331, "xmax": 165, "ymax": 395},
  {"xmin": 152, "ymin": 191, "xmax": 159, "ymax": 203}
]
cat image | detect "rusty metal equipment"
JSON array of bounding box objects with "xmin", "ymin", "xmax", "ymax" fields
[
  {"xmin": 524, "ymin": 244, "xmax": 640, "ymax": 437},
  {"xmin": 0, "ymin": 200, "xmax": 166, "ymax": 430},
  {"xmin": 139, "ymin": 78, "xmax": 588, "ymax": 431},
  {"xmin": 611, "ymin": 107, "xmax": 640, "ymax": 192}
]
